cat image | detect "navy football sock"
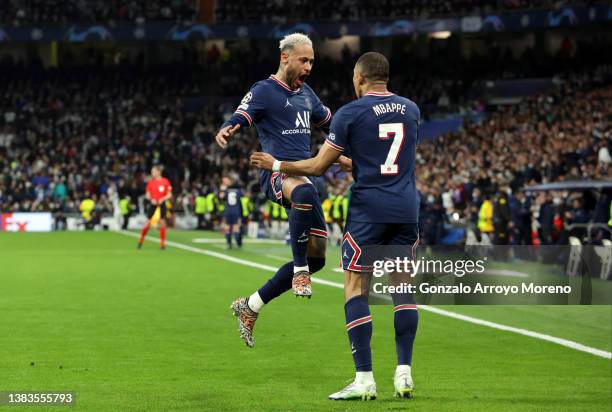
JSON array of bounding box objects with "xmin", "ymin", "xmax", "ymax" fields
[
  {"xmin": 392, "ymin": 294, "xmax": 418, "ymax": 366},
  {"xmin": 307, "ymin": 256, "xmax": 325, "ymax": 273},
  {"xmin": 289, "ymin": 184, "xmax": 317, "ymax": 269},
  {"xmin": 345, "ymin": 295, "xmax": 372, "ymax": 372},
  {"xmin": 257, "ymin": 261, "xmax": 293, "ymax": 303},
  {"xmin": 225, "ymin": 232, "xmax": 232, "ymax": 247},
  {"xmin": 234, "ymin": 232, "xmax": 242, "ymax": 247}
]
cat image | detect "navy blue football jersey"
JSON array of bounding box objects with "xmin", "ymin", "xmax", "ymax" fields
[
  {"xmin": 225, "ymin": 75, "xmax": 331, "ymax": 161},
  {"xmin": 325, "ymin": 91, "xmax": 420, "ymax": 224},
  {"xmin": 222, "ymin": 187, "xmax": 243, "ymax": 215}
]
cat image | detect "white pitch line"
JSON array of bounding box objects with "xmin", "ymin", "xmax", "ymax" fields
[
  {"xmin": 265, "ymin": 254, "xmax": 290, "ymax": 261},
  {"xmin": 193, "ymin": 238, "xmax": 286, "ymax": 244},
  {"xmin": 118, "ymin": 231, "xmax": 612, "ymax": 360},
  {"xmin": 421, "ymin": 306, "xmax": 612, "ymax": 359}
]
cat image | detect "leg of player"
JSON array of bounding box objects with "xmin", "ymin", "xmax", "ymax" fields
[
  {"xmin": 138, "ymin": 202, "xmax": 155, "ymax": 249},
  {"xmin": 230, "ymin": 235, "xmax": 327, "ymax": 348},
  {"xmin": 233, "ymin": 223, "xmax": 242, "ymax": 248},
  {"xmin": 389, "ymin": 227, "xmax": 419, "ymax": 398},
  {"xmin": 230, "ymin": 238, "xmax": 294, "ymax": 347},
  {"xmin": 391, "ymin": 291, "xmax": 418, "ymax": 398},
  {"xmin": 305, "ymin": 236, "xmax": 326, "ymax": 277},
  {"xmin": 225, "ymin": 223, "xmax": 233, "ymax": 249},
  {"xmin": 283, "ymin": 177, "xmax": 320, "ymax": 297},
  {"xmin": 138, "ymin": 221, "xmax": 149, "ymax": 249},
  {"xmin": 329, "ymin": 271, "xmax": 377, "ymax": 401},
  {"xmin": 305, "ymin": 197, "xmax": 328, "ymax": 277},
  {"xmin": 159, "ymin": 218, "xmax": 166, "ymax": 250},
  {"xmin": 230, "ymin": 177, "xmax": 326, "ymax": 348},
  {"xmin": 158, "ymin": 202, "xmax": 167, "ymax": 250}
]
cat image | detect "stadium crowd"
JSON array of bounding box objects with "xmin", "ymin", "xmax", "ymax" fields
[
  {"xmin": 0, "ymin": 0, "xmax": 594, "ymax": 25},
  {"xmin": 0, "ymin": 41, "xmax": 610, "ymax": 244},
  {"xmin": 417, "ymin": 67, "xmax": 611, "ymax": 245},
  {"xmin": 0, "ymin": 0, "xmax": 198, "ymax": 24},
  {"xmin": 215, "ymin": 0, "xmax": 582, "ymax": 23}
]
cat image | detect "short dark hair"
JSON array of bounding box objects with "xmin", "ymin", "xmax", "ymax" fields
[{"xmin": 355, "ymin": 52, "xmax": 389, "ymax": 82}]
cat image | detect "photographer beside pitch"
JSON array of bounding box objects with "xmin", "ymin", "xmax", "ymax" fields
[{"xmin": 251, "ymin": 52, "xmax": 420, "ymax": 401}]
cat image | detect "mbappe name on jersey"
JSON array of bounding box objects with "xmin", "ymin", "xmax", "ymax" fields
[{"xmin": 372, "ymin": 103, "xmax": 407, "ymax": 116}]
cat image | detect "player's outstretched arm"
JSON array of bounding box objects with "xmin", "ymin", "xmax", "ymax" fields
[
  {"xmin": 251, "ymin": 142, "xmax": 341, "ymax": 177},
  {"xmin": 216, "ymin": 83, "xmax": 267, "ymax": 149}
]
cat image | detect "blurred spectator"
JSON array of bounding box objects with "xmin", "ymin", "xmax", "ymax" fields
[
  {"xmin": 80, "ymin": 194, "xmax": 96, "ymax": 229},
  {"xmin": 510, "ymin": 190, "xmax": 532, "ymax": 246}
]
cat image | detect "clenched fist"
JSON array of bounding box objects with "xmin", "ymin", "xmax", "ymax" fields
[{"xmin": 250, "ymin": 152, "xmax": 277, "ymax": 170}]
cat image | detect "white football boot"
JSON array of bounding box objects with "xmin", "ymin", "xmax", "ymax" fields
[
  {"xmin": 394, "ymin": 366, "xmax": 414, "ymax": 398},
  {"xmin": 329, "ymin": 379, "xmax": 377, "ymax": 401}
]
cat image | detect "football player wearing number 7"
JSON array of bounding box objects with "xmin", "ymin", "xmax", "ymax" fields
[{"xmin": 251, "ymin": 52, "xmax": 421, "ymax": 401}]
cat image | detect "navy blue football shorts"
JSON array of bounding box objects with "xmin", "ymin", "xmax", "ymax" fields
[
  {"xmin": 342, "ymin": 221, "xmax": 419, "ymax": 272},
  {"xmin": 223, "ymin": 211, "xmax": 240, "ymax": 225}
]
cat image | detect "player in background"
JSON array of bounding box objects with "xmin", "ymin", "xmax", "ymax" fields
[
  {"xmin": 138, "ymin": 165, "xmax": 173, "ymax": 250},
  {"xmin": 219, "ymin": 176, "xmax": 243, "ymax": 249},
  {"xmin": 215, "ymin": 33, "xmax": 350, "ymax": 348},
  {"xmin": 251, "ymin": 52, "xmax": 420, "ymax": 400}
]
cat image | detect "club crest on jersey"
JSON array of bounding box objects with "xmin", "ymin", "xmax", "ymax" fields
[
  {"xmin": 304, "ymin": 97, "xmax": 312, "ymax": 111},
  {"xmin": 295, "ymin": 111, "xmax": 310, "ymax": 128}
]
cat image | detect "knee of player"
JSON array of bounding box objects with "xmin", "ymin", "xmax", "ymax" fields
[
  {"xmin": 307, "ymin": 235, "xmax": 327, "ymax": 255},
  {"xmin": 344, "ymin": 272, "xmax": 368, "ymax": 302},
  {"xmin": 291, "ymin": 183, "xmax": 318, "ymax": 209}
]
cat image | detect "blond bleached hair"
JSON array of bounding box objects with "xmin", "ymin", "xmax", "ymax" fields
[{"xmin": 279, "ymin": 33, "xmax": 312, "ymax": 53}]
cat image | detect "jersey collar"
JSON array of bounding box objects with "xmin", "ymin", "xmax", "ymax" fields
[
  {"xmin": 269, "ymin": 75, "xmax": 301, "ymax": 93},
  {"xmin": 365, "ymin": 91, "xmax": 394, "ymax": 97}
]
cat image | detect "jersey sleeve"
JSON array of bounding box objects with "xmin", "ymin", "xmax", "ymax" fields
[
  {"xmin": 145, "ymin": 180, "xmax": 153, "ymax": 196},
  {"xmin": 224, "ymin": 82, "xmax": 267, "ymax": 128},
  {"xmin": 164, "ymin": 178, "xmax": 172, "ymax": 192},
  {"xmin": 325, "ymin": 106, "xmax": 349, "ymax": 152},
  {"xmin": 310, "ymin": 92, "xmax": 332, "ymax": 130}
]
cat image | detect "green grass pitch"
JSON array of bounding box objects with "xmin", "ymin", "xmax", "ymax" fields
[{"xmin": 0, "ymin": 230, "xmax": 610, "ymax": 411}]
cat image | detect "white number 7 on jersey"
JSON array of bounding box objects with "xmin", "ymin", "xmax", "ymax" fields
[{"xmin": 379, "ymin": 123, "xmax": 405, "ymax": 175}]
